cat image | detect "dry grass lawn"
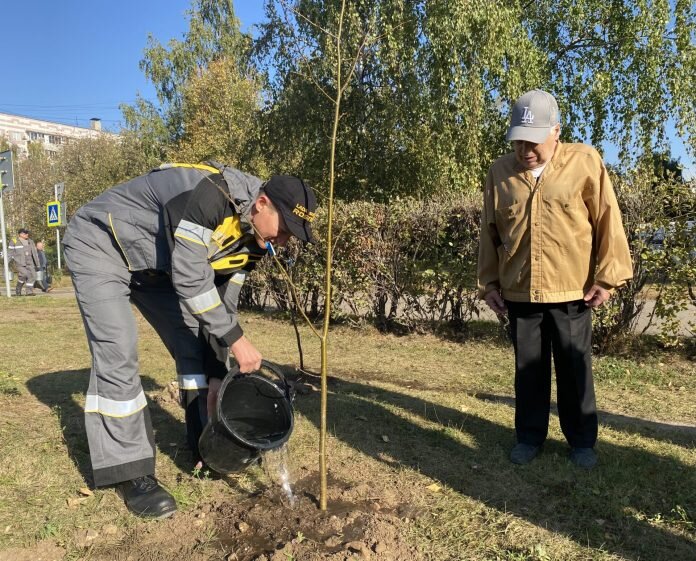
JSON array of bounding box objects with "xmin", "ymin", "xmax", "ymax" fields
[{"xmin": 0, "ymin": 295, "xmax": 694, "ymax": 560}]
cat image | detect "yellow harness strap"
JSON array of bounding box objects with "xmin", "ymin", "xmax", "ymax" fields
[
  {"xmin": 159, "ymin": 162, "xmax": 220, "ymax": 175},
  {"xmin": 210, "ymin": 254, "xmax": 261, "ymax": 271}
]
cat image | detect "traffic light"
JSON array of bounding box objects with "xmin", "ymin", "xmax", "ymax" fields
[{"xmin": 0, "ymin": 150, "xmax": 14, "ymax": 192}]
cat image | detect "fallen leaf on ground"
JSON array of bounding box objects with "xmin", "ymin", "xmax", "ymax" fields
[{"xmin": 67, "ymin": 497, "xmax": 89, "ymax": 508}]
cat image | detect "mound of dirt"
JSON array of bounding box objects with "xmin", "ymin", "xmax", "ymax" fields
[
  {"xmin": 214, "ymin": 473, "xmax": 423, "ymax": 561},
  {"xmin": 85, "ymin": 472, "xmax": 423, "ymax": 561}
]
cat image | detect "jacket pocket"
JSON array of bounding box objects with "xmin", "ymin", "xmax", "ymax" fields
[
  {"xmin": 544, "ymin": 197, "xmax": 593, "ymax": 247},
  {"xmin": 108, "ymin": 210, "xmax": 159, "ymax": 271},
  {"xmin": 494, "ymin": 201, "xmax": 526, "ymax": 257}
]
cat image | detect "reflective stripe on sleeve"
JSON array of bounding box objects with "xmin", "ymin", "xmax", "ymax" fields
[
  {"xmin": 174, "ymin": 220, "xmax": 214, "ymax": 247},
  {"xmin": 178, "ymin": 374, "xmax": 209, "ymax": 390},
  {"xmin": 185, "ymin": 287, "xmax": 222, "ymax": 314},
  {"xmin": 229, "ymin": 272, "xmax": 246, "ymax": 286},
  {"xmin": 84, "ymin": 390, "xmax": 147, "ymax": 418}
]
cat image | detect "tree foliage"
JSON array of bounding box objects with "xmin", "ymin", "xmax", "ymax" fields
[
  {"xmin": 135, "ymin": 0, "xmax": 253, "ymax": 141},
  {"xmin": 257, "ymin": 0, "xmax": 695, "ymax": 201},
  {"xmin": 171, "ymin": 57, "xmax": 267, "ymax": 175},
  {"xmin": 6, "ymin": 135, "xmax": 160, "ymax": 246},
  {"xmin": 4, "ymin": 0, "xmax": 694, "ymax": 347}
]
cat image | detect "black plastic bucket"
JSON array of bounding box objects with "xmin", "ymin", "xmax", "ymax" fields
[{"xmin": 198, "ymin": 360, "xmax": 294, "ymax": 474}]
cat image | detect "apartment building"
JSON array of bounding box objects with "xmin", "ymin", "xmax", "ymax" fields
[{"xmin": 0, "ymin": 112, "xmax": 108, "ymax": 157}]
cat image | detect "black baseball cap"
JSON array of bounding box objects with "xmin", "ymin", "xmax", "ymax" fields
[
  {"xmin": 18, "ymin": 228, "xmax": 30, "ymax": 235},
  {"xmin": 264, "ymin": 175, "xmax": 317, "ymax": 243}
]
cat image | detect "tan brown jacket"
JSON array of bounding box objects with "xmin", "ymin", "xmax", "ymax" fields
[{"xmin": 477, "ymin": 142, "xmax": 632, "ymax": 303}]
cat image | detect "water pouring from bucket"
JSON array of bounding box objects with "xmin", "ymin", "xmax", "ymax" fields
[{"xmin": 199, "ymin": 360, "xmax": 295, "ymax": 475}]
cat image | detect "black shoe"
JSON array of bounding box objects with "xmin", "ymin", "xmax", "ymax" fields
[
  {"xmin": 117, "ymin": 475, "xmax": 177, "ymax": 519},
  {"xmin": 570, "ymin": 447, "xmax": 597, "ymax": 469},
  {"xmin": 510, "ymin": 443, "xmax": 541, "ymax": 465}
]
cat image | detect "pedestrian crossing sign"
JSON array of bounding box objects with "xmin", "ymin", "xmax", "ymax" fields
[{"xmin": 47, "ymin": 201, "xmax": 62, "ymax": 227}]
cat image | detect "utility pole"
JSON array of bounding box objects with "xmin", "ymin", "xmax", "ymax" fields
[
  {"xmin": 47, "ymin": 183, "xmax": 65, "ymax": 270},
  {"xmin": 0, "ymin": 150, "xmax": 16, "ymax": 298},
  {"xmin": 54, "ymin": 182, "xmax": 64, "ymax": 269}
]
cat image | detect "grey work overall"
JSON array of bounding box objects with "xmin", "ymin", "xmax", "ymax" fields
[{"xmin": 63, "ymin": 164, "xmax": 264, "ymax": 486}]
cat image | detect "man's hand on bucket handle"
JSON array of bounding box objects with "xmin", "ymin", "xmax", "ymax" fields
[{"xmin": 230, "ymin": 336, "xmax": 263, "ymax": 373}]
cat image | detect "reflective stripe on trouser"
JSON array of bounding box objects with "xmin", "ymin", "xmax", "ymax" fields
[
  {"xmin": 16, "ymin": 264, "xmax": 36, "ymax": 288},
  {"xmin": 129, "ymin": 271, "xmax": 231, "ymax": 461},
  {"xmin": 65, "ymin": 229, "xmax": 157, "ymax": 487},
  {"xmin": 65, "ymin": 217, "xmax": 231, "ymax": 483}
]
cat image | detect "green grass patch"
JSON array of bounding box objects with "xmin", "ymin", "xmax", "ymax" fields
[
  {"xmin": 0, "ymin": 296, "xmax": 694, "ymax": 560},
  {"xmin": 0, "ymin": 371, "xmax": 22, "ymax": 396}
]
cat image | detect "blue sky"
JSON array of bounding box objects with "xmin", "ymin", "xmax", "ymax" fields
[
  {"xmin": 1, "ymin": 1, "xmax": 693, "ymax": 177},
  {"xmin": 1, "ymin": 1, "xmax": 266, "ymax": 129}
]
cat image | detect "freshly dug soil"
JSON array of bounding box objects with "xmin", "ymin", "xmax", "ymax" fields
[
  {"xmin": 85, "ymin": 472, "xmax": 424, "ymax": 561},
  {"xmin": 215, "ymin": 472, "xmax": 423, "ymax": 561}
]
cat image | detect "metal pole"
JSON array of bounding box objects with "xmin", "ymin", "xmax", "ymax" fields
[
  {"xmin": 54, "ymin": 184, "xmax": 61, "ymax": 270},
  {"xmin": 0, "ymin": 187, "xmax": 11, "ymax": 297}
]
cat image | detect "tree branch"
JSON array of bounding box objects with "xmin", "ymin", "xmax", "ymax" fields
[{"xmin": 279, "ymin": 0, "xmax": 337, "ymax": 39}]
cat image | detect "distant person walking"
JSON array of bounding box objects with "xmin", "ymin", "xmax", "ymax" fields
[
  {"xmin": 9, "ymin": 228, "xmax": 39, "ymax": 296},
  {"xmin": 35, "ymin": 241, "xmax": 52, "ymax": 292},
  {"xmin": 477, "ymin": 90, "xmax": 633, "ymax": 468}
]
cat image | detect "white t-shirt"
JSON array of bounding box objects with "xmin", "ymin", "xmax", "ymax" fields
[{"xmin": 531, "ymin": 163, "xmax": 547, "ymax": 179}]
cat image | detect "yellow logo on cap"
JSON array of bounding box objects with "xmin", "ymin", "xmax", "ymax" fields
[{"xmin": 293, "ymin": 204, "xmax": 316, "ymax": 222}]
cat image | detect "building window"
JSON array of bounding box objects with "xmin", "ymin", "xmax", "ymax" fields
[
  {"xmin": 10, "ymin": 132, "xmax": 22, "ymax": 141},
  {"xmin": 48, "ymin": 135, "xmax": 65, "ymax": 145},
  {"xmin": 28, "ymin": 131, "xmax": 45, "ymax": 141}
]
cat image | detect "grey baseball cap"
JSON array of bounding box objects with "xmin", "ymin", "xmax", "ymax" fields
[{"xmin": 506, "ymin": 89, "xmax": 559, "ymax": 144}]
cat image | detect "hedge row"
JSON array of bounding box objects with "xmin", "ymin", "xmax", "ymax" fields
[
  {"xmin": 241, "ymin": 186, "xmax": 694, "ymax": 349},
  {"xmin": 241, "ymin": 194, "xmax": 484, "ymax": 330}
]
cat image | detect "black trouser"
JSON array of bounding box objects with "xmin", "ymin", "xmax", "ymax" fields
[{"xmin": 506, "ymin": 300, "xmax": 597, "ymax": 449}]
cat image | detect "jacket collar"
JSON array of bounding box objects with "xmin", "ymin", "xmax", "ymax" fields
[{"xmin": 206, "ymin": 161, "xmax": 263, "ymax": 224}]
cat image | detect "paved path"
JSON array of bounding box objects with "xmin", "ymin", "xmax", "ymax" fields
[{"xmin": 9, "ymin": 284, "xmax": 694, "ymax": 336}]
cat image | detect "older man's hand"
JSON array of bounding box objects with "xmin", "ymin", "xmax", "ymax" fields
[
  {"xmin": 583, "ymin": 284, "xmax": 611, "ymax": 308},
  {"xmin": 484, "ymin": 290, "xmax": 507, "ymax": 315}
]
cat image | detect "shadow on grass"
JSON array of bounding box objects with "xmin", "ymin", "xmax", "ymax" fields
[
  {"xmin": 25, "ymin": 367, "xmax": 695, "ymax": 559},
  {"xmin": 474, "ymin": 392, "xmax": 696, "ymax": 449},
  {"xmin": 292, "ymin": 373, "xmax": 696, "ymax": 561},
  {"xmin": 431, "ymin": 318, "xmax": 696, "ymax": 361},
  {"xmin": 26, "ymin": 370, "xmax": 195, "ymax": 487}
]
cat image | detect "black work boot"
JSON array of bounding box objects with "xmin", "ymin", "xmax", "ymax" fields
[
  {"xmin": 117, "ymin": 475, "xmax": 177, "ymax": 519},
  {"xmin": 510, "ymin": 443, "xmax": 542, "ymax": 465},
  {"xmin": 15, "ymin": 282, "xmax": 23, "ymax": 296}
]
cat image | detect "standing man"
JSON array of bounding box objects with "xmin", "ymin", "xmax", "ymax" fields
[
  {"xmin": 477, "ymin": 90, "xmax": 632, "ymax": 469},
  {"xmin": 35, "ymin": 241, "xmax": 52, "ymax": 292},
  {"xmin": 9, "ymin": 228, "xmax": 39, "ymax": 296},
  {"xmin": 63, "ymin": 162, "xmax": 316, "ymax": 519}
]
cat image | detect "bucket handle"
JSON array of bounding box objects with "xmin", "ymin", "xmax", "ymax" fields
[{"xmin": 228, "ymin": 360, "xmax": 292, "ymax": 401}]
